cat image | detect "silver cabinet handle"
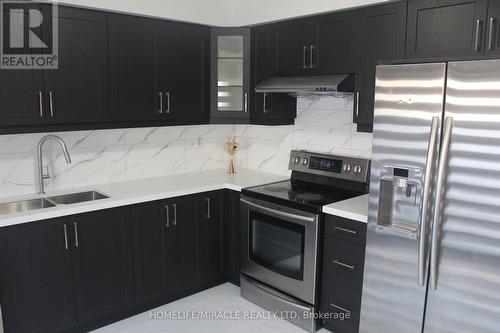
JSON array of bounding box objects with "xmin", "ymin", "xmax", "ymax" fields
[
  {"xmin": 430, "ymin": 117, "xmax": 453, "ymax": 290},
  {"xmin": 73, "ymin": 222, "xmax": 79, "ymax": 248},
  {"xmin": 302, "ymin": 45, "xmax": 308, "ymax": 69},
  {"xmin": 164, "ymin": 205, "xmax": 170, "ymax": 228},
  {"xmin": 488, "ymin": 17, "xmax": 497, "ymax": 50},
  {"xmin": 244, "ymin": 93, "xmax": 248, "ymax": 113},
  {"xmin": 263, "ymin": 93, "xmax": 268, "ymax": 114},
  {"xmin": 329, "ymin": 302, "xmax": 351, "ymax": 315},
  {"xmin": 334, "ymin": 226, "xmax": 357, "ymax": 236},
  {"xmin": 49, "ymin": 91, "xmax": 54, "ymax": 117},
  {"xmin": 419, "ymin": 116, "xmax": 440, "ymax": 286},
  {"xmin": 172, "ymin": 203, "xmax": 177, "ymax": 226},
  {"xmin": 63, "ymin": 224, "xmax": 69, "ymax": 250},
  {"xmin": 474, "ymin": 19, "xmax": 483, "ymax": 51},
  {"xmin": 355, "ymin": 92, "xmax": 360, "ymax": 119},
  {"xmin": 206, "ymin": 198, "xmax": 211, "ymax": 219},
  {"xmin": 332, "ymin": 259, "xmax": 355, "ymax": 270},
  {"xmin": 38, "ymin": 91, "xmax": 44, "ymax": 118},
  {"xmin": 309, "ymin": 45, "xmax": 315, "ymax": 69},
  {"xmin": 158, "ymin": 92, "xmax": 163, "ymax": 114},
  {"xmin": 165, "ymin": 92, "xmax": 171, "ymax": 114}
]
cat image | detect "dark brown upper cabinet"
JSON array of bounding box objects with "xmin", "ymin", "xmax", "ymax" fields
[
  {"xmin": 355, "ymin": 1, "xmax": 407, "ymax": 132},
  {"xmin": 313, "ymin": 10, "xmax": 360, "ymax": 75},
  {"xmin": 0, "ymin": 6, "xmax": 108, "ymax": 131},
  {"xmin": 210, "ymin": 28, "xmax": 251, "ymax": 123},
  {"xmin": 406, "ymin": 0, "xmax": 489, "ymax": 59},
  {"xmin": 485, "ymin": 0, "xmax": 500, "ymax": 55}
]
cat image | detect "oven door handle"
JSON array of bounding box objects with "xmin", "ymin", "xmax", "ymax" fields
[{"xmin": 241, "ymin": 198, "xmax": 317, "ymax": 224}]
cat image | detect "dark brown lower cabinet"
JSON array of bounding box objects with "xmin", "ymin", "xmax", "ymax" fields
[
  {"xmin": 321, "ymin": 215, "xmax": 367, "ymax": 333},
  {"xmin": 0, "ymin": 207, "xmax": 134, "ymax": 333},
  {"xmin": 226, "ymin": 190, "xmax": 241, "ymax": 285}
]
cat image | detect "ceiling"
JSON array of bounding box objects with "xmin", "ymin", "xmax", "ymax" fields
[{"xmin": 51, "ymin": 0, "xmax": 389, "ymax": 26}]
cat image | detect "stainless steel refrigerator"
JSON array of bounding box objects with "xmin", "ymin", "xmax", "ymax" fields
[{"xmin": 360, "ymin": 59, "xmax": 500, "ymax": 333}]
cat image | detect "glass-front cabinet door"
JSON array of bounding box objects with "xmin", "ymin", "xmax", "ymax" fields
[{"xmin": 210, "ymin": 28, "xmax": 250, "ymax": 123}]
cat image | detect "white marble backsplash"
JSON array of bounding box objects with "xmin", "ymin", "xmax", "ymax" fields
[{"xmin": 0, "ymin": 96, "xmax": 372, "ymax": 199}]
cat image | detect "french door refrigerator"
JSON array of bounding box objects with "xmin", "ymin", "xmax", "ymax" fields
[{"xmin": 360, "ymin": 59, "xmax": 500, "ymax": 333}]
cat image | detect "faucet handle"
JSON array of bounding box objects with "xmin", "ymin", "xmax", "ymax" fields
[{"xmin": 42, "ymin": 165, "xmax": 51, "ymax": 180}]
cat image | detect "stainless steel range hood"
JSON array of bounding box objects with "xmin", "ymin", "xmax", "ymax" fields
[{"xmin": 255, "ymin": 74, "xmax": 354, "ymax": 97}]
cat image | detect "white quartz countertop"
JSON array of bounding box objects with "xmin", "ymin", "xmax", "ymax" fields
[
  {"xmin": 322, "ymin": 194, "xmax": 369, "ymax": 223},
  {"xmin": 0, "ymin": 168, "xmax": 288, "ymax": 228}
]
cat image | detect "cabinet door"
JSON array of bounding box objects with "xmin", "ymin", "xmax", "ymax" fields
[
  {"xmin": 159, "ymin": 22, "xmax": 210, "ymax": 123},
  {"xmin": 171, "ymin": 196, "xmax": 200, "ymax": 291},
  {"xmin": 42, "ymin": 7, "xmax": 108, "ymax": 124},
  {"xmin": 210, "ymin": 28, "xmax": 251, "ymax": 123},
  {"xmin": 406, "ymin": 0, "xmax": 488, "ymax": 59},
  {"xmin": 197, "ymin": 192, "xmax": 226, "ymax": 282},
  {"xmin": 109, "ymin": 14, "xmax": 160, "ymax": 122},
  {"xmin": 314, "ymin": 10, "xmax": 360, "ymax": 74},
  {"xmin": 356, "ymin": 2, "xmax": 407, "ymax": 132},
  {"xmin": 71, "ymin": 208, "xmax": 134, "ymax": 323},
  {"xmin": 0, "ymin": 219, "xmax": 76, "ymax": 333},
  {"xmin": 0, "ymin": 7, "xmax": 44, "ymax": 128},
  {"xmin": 485, "ymin": 0, "xmax": 500, "ymax": 55},
  {"xmin": 226, "ymin": 190, "xmax": 241, "ymax": 285},
  {"xmin": 132, "ymin": 200, "xmax": 173, "ymax": 303},
  {"xmin": 272, "ymin": 19, "xmax": 314, "ymax": 75}
]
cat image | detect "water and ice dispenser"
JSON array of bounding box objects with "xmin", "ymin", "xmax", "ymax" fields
[{"xmin": 377, "ymin": 165, "xmax": 423, "ymax": 238}]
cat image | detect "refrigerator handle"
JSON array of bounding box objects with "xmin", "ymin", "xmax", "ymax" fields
[
  {"xmin": 430, "ymin": 117, "xmax": 454, "ymax": 290},
  {"xmin": 418, "ymin": 116, "xmax": 440, "ymax": 286}
]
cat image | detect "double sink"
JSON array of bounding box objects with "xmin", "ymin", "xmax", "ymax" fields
[{"xmin": 0, "ymin": 191, "xmax": 109, "ymax": 215}]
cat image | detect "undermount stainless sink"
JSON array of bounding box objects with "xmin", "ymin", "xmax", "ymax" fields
[
  {"xmin": 0, "ymin": 198, "xmax": 56, "ymax": 215},
  {"xmin": 47, "ymin": 191, "xmax": 109, "ymax": 205}
]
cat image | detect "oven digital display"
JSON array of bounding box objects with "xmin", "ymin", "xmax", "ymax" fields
[{"xmin": 309, "ymin": 157, "xmax": 343, "ymax": 173}]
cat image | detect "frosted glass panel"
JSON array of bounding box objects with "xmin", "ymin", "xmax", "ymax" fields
[
  {"xmin": 218, "ymin": 59, "xmax": 243, "ymax": 86},
  {"xmin": 218, "ymin": 36, "xmax": 243, "ymax": 58},
  {"xmin": 218, "ymin": 87, "xmax": 243, "ymax": 111}
]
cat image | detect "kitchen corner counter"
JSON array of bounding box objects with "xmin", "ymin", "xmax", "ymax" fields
[
  {"xmin": 322, "ymin": 194, "xmax": 369, "ymax": 223},
  {"xmin": 0, "ymin": 169, "xmax": 287, "ymax": 228}
]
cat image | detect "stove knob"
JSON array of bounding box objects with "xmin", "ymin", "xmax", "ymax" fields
[
  {"xmin": 293, "ymin": 157, "xmax": 300, "ymax": 164},
  {"xmin": 302, "ymin": 158, "xmax": 309, "ymax": 166},
  {"xmin": 353, "ymin": 165, "xmax": 363, "ymax": 174},
  {"xmin": 343, "ymin": 164, "xmax": 352, "ymax": 173}
]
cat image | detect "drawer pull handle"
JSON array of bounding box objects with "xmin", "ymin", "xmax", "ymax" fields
[
  {"xmin": 334, "ymin": 226, "xmax": 357, "ymax": 235},
  {"xmin": 333, "ymin": 259, "xmax": 355, "ymax": 270},
  {"xmin": 329, "ymin": 302, "xmax": 351, "ymax": 315}
]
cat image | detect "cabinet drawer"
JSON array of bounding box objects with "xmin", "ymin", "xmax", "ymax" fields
[
  {"xmin": 325, "ymin": 215, "xmax": 366, "ymax": 245},
  {"xmin": 323, "ymin": 236, "xmax": 365, "ymax": 291},
  {"xmin": 320, "ymin": 283, "xmax": 362, "ymax": 333}
]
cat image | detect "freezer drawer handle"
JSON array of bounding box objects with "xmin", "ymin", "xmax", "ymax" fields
[
  {"xmin": 430, "ymin": 117, "xmax": 453, "ymax": 290},
  {"xmin": 332, "ymin": 259, "xmax": 355, "ymax": 270},
  {"xmin": 334, "ymin": 226, "xmax": 357, "ymax": 236},
  {"xmin": 418, "ymin": 116, "xmax": 440, "ymax": 286}
]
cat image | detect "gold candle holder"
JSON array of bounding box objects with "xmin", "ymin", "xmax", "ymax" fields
[{"xmin": 224, "ymin": 137, "xmax": 240, "ymax": 174}]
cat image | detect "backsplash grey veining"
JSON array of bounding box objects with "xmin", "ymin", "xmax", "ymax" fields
[{"xmin": 0, "ymin": 96, "xmax": 372, "ymax": 199}]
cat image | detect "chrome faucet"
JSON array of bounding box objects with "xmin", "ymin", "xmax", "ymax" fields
[{"xmin": 37, "ymin": 135, "xmax": 72, "ymax": 194}]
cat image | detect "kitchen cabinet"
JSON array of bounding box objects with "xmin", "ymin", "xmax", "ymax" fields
[
  {"xmin": 210, "ymin": 28, "xmax": 251, "ymax": 123},
  {"xmin": 159, "ymin": 22, "xmax": 210, "ymax": 123},
  {"xmin": 0, "ymin": 6, "xmax": 107, "ymax": 130},
  {"xmin": 356, "ymin": 1, "xmax": 407, "ymax": 132},
  {"xmin": 250, "ymin": 25, "xmax": 297, "ymax": 125},
  {"xmin": 485, "ymin": 0, "xmax": 500, "ymax": 55},
  {"xmin": 320, "ymin": 215, "xmax": 366, "ymax": 333},
  {"xmin": 0, "ymin": 207, "xmax": 133, "ymax": 333},
  {"xmin": 108, "ymin": 14, "xmax": 160, "ymax": 122},
  {"xmin": 226, "ymin": 190, "xmax": 241, "ymax": 285},
  {"xmin": 71, "ymin": 208, "xmax": 134, "ymax": 323},
  {"xmin": 132, "ymin": 196, "xmax": 199, "ymax": 304},
  {"xmin": 0, "ymin": 218, "xmax": 76, "ymax": 333},
  {"xmin": 197, "ymin": 191, "xmax": 227, "ymax": 282},
  {"xmin": 406, "ymin": 0, "xmax": 488, "ymax": 59}
]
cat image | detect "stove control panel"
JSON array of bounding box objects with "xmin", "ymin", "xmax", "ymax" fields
[{"xmin": 289, "ymin": 150, "xmax": 370, "ymax": 182}]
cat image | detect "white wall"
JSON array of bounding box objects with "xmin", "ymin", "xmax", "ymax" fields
[{"xmin": 51, "ymin": 0, "xmax": 389, "ymax": 26}]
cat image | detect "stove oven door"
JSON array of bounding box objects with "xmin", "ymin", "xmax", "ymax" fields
[{"xmin": 240, "ymin": 196, "xmax": 320, "ymax": 305}]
